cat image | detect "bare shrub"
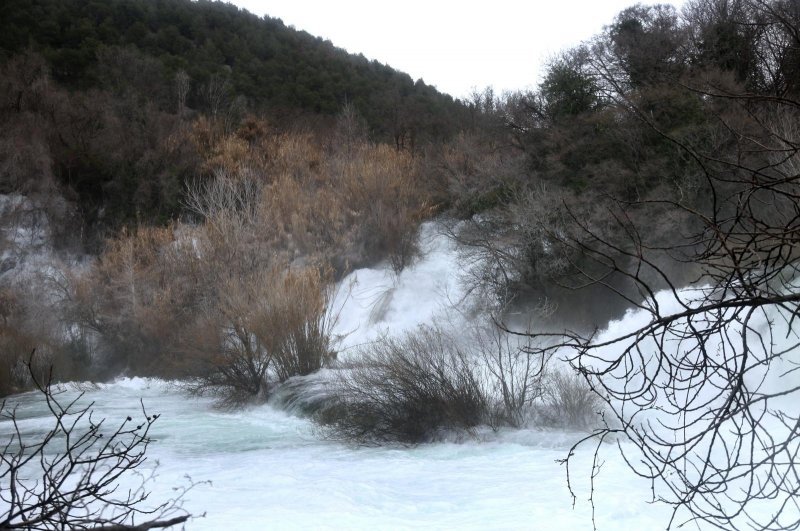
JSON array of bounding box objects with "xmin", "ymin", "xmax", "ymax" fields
[
  {"xmin": 71, "ymin": 225, "xmax": 202, "ymax": 376},
  {"xmin": 446, "ymin": 184, "xmax": 576, "ymax": 313},
  {"xmin": 0, "ymin": 288, "xmax": 36, "ymax": 395},
  {"xmin": 472, "ymin": 323, "xmax": 549, "ymax": 427},
  {"xmin": 0, "ymin": 357, "xmax": 193, "ymax": 530},
  {"xmin": 185, "ymin": 275, "xmax": 273, "ymax": 407},
  {"xmin": 334, "ymin": 143, "xmax": 432, "ymax": 271},
  {"xmin": 539, "ymin": 369, "xmax": 604, "ymax": 429},
  {"xmin": 186, "ymin": 143, "xmax": 350, "ymax": 270},
  {"xmin": 318, "ymin": 327, "xmax": 491, "ymax": 444},
  {"xmin": 187, "ymin": 266, "xmax": 337, "ymax": 408},
  {"xmin": 0, "ymin": 282, "xmax": 68, "ymax": 396}
]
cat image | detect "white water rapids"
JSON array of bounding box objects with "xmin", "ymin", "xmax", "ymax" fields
[
  {"xmin": 2, "ymin": 222, "xmax": 796, "ymax": 529},
  {"xmin": 3, "ymin": 379, "xmax": 672, "ymax": 530}
]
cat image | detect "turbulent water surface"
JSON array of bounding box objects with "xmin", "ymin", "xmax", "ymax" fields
[
  {"xmin": 2, "ymin": 222, "xmax": 795, "ymax": 529},
  {"xmin": 3, "ymin": 379, "xmax": 671, "ymax": 530}
]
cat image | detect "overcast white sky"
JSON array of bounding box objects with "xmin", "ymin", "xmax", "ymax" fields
[{"xmin": 228, "ymin": 0, "xmax": 685, "ymax": 99}]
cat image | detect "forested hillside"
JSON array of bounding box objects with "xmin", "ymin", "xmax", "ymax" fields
[
  {"xmin": 446, "ymin": 0, "xmax": 800, "ymax": 324},
  {"xmin": 0, "ymin": 0, "xmax": 466, "ymax": 240},
  {"xmin": 0, "ymin": 0, "xmax": 464, "ymax": 140},
  {"xmin": 1, "ymin": 0, "xmax": 799, "ymax": 422}
]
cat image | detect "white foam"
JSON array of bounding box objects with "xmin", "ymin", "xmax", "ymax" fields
[
  {"xmin": 332, "ymin": 221, "xmax": 468, "ymax": 359},
  {"xmin": 3, "ymin": 217, "xmax": 797, "ymax": 529}
]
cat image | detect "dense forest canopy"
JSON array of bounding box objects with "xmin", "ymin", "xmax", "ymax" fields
[{"xmin": 0, "ymin": 0, "xmax": 466, "ymax": 142}]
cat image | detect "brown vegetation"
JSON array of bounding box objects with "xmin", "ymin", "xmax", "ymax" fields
[
  {"xmin": 3, "ymin": 109, "xmax": 443, "ymax": 403},
  {"xmin": 190, "ymin": 119, "xmax": 434, "ymax": 272},
  {"xmin": 186, "ymin": 266, "xmax": 336, "ymax": 408}
]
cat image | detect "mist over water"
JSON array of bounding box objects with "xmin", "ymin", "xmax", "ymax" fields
[{"xmin": 2, "ymin": 221, "xmax": 795, "ymax": 529}]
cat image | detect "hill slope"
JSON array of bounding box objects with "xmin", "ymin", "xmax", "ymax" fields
[{"xmin": 0, "ymin": 0, "xmax": 466, "ymax": 145}]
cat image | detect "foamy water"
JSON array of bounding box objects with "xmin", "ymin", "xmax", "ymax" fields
[
  {"xmin": 331, "ymin": 222, "xmax": 469, "ymax": 358},
  {"xmin": 2, "ymin": 221, "xmax": 797, "ymax": 529},
  {"xmin": 1, "ymin": 379, "xmax": 672, "ymax": 530}
]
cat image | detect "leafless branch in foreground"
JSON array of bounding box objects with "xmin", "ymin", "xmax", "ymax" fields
[
  {"xmin": 518, "ymin": 96, "xmax": 800, "ymax": 530},
  {"xmin": 0, "ymin": 351, "xmax": 196, "ymax": 530}
]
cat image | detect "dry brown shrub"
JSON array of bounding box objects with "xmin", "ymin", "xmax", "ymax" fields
[
  {"xmin": 186, "ymin": 265, "xmax": 337, "ymax": 407},
  {"xmin": 267, "ymin": 132, "xmax": 324, "ymax": 182},
  {"xmin": 0, "ymin": 283, "xmax": 61, "ymax": 396},
  {"xmin": 0, "ymin": 287, "xmax": 37, "ymax": 395},
  {"xmin": 186, "ymin": 174, "xmax": 272, "ymax": 276},
  {"xmin": 202, "ymin": 136, "xmax": 251, "ymax": 175},
  {"xmin": 187, "ymin": 130, "xmax": 347, "ymax": 267},
  {"xmin": 268, "ymin": 266, "xmax": 336, "ymax": 382},
  {"xmin": 75, "ymin": 225, "xmax": 202, "ymax": 375},
  {"xmin": 333, "ymin": 143, "xmax": 434, "ymax": 270},
  {"xmin": 90, "ymin": 227, "xmax": 183, "ymax": 326},
  {"xmin": 258, "ymin": 176, "xmax": 349, "ymax": 266},
  {"xmin": 185, "ymin": 273, "xmax": 274, "ymax": 405},
  {"xmin": 235, "ymin": 115, "xmax": 272, "ymax": 146},
  {"xmin": 189, "ymin": 125, "xmax": 435, "ymax": 272},
  {"xmin": 69, "ymin": 169, "xmax": 342, "ymax": 388},
  {"xmin": 190, "ymin": 116, "xmax": 268, "ymax": 177}
]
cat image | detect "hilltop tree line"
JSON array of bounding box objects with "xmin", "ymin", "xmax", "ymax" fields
[
  {"xmin": 0, "ymin": 0, "xmax": 465, "ymax": 142},
  {"xmin": 0, "ymin": 0, "xmax": 467, "ymax": 240}
]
